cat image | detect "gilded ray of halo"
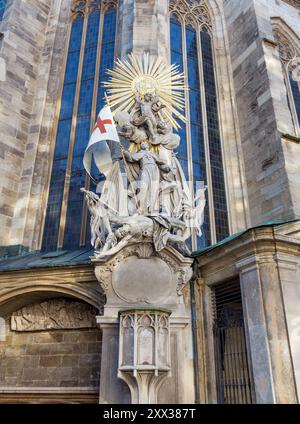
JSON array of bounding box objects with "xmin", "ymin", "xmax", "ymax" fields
[{"xmin": 102, "ymin": 52, "xmax": 187, "ymax": 129}]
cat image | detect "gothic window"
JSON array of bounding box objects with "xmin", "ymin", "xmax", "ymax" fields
[
  {"xmin": 169, "ymin": 0, "xmax": 229, "ymax": 249},
  {"xmin": 273, "ymin": 28, "xmax": 300, "ymax": 137},
  {"xmin": 0, "ymin": 0, "xmax": 6, "ymax": 20},
  {"xmin": 42, "ymin": 0, "xmax": 117, "ymax": 252}
]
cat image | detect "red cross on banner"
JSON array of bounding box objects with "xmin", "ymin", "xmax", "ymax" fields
[
  {"xmin": 84, "ymin": 104, "xmax": 120, "ymax": 178},
  {"xmin": 96, "ymin": 117, "xmax": 113, "ymax": 134}
]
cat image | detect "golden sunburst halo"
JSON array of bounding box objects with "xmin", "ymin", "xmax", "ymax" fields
[{"xmin": 103, "ymin": 53, "xmax": 186, "ymax": 130}]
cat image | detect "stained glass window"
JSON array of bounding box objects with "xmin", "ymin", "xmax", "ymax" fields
[
  {"xmin": 63, "ymin": 9, "xmax": 101, "ymax": 250},
  {"xmin": 42, "ymin": 15, "xmax": 83, "ymax": 251},
  {"xmin": 42, "ymin": 3, "xmax": 117, "ymax": 251},
  {"xmin": 201, "ymin": 29, "xmax": 229, "ymax": 242},
  {"xmin": 96, "ymin": 8, "xmax": 117, "ymax": 114},
  {"xmin": 170, "ymin": 15, "xmax": 188, "ymax": 180},
  {"xmin": 186, "ymin": 25, "xmax": 210, "ymax": 247},
  {"xmin": 0, "ymin": 0, "xmax": 6, "ymax": 20},
  {"xmin": 170, "ymin": 13, "xmax": 229, "ymax": 248}
]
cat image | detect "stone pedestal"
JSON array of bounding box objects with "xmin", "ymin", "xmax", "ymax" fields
[
  {"xmin": 94, "ymin": 242, "xmax": 194, "ymax": 404},
  {"xmin": 117, "ymin": 308, "xmax": 171, "ymax": 404}
]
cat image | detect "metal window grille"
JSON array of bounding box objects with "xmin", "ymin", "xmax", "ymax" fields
[{"xmin": 212, "ymin": 279, "xmax": 253, "ymax": 404}]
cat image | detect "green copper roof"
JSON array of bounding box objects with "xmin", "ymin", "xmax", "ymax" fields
[
  {"xmin": 191, "ymin": 218, "xmax": 300, "ymax": 258},
  {"xmin": 0, "ymin": 219, "xmax": 299, "ymax": 272},
  {"xmin": 0, "ymin": 247, "xmax": 94, "ymax": 272}
]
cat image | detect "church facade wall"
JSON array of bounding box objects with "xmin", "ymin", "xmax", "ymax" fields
[
  {"xmin": 0, "ymin": 318, "xmax": 101, "ymax": 394},
  {"xmin": 0, "ymin": 0, "xmax": 299, "ymax": 405}
]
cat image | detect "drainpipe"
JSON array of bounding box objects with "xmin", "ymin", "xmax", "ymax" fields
[{"xmin": 190, "ymin": 256, "xmax": 200, "ymax": 404}]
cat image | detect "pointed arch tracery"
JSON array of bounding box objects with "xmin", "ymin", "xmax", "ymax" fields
[{"xmin": 272, "ymin": 19, "xmax": 300, "ymax": 136}]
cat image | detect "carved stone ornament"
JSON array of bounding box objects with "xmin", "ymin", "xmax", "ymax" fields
[
  {"xmin": 93, "ymin": 242, "xmax": 193, "ymax": 300},
  {"xmin": 118, "ymin": 309, "xmax": 171, "ymax": 404},
  {"xmin": 169, "ymin": 0, "xmax": 212, "ymax": 30},
  {"xmin": 11, "ymin": 299, "xmax": 97, "ymax": 331},
  {"xmin": 273, "ymin": 29, "xmax": 297, "ymax": 63},
  {"xmin": 71, "ymin": 0, "xmax": 118, "ymax": 17}
]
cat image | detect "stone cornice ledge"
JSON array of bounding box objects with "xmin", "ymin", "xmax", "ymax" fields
[
  {"xmin": 198, "ymin": 226, "xmax": 300, "ymax": 280},
  {"xmin": 0, "ymin": 387, "xmax": 98, "ymax": 393},
  {"xmin": 0, "ymin": 264, "xmax": 96, "ymax": 284}
]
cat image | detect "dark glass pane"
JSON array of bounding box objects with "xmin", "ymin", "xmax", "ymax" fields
[
  {"xmin": 63, "ymin": 157, "xmax": 86, "ymax": 249},
  {"xmin": 64, "ymin": 51, "xmax": 81, "ymax": 84},
  {"xmin": 81, "ymin": 46, "xmax": 98, "ymax": 81},
  {"xmin": 285, "ymin": 78, "xmax": 293, "ymax": 116},
  {"xmin": 289, "ymin": 75, "xmax": 300, "ymax": 125},
  {"xmin": 177, "ymin": 123, "xmax": 188, "ymax": 166},
  {"xmin": 170, "ymin": 14, "xmax": 188, "ymax": 179},
  {"xmin": 96, "ymin": 8, "xmax": 117, "ymax": 113},
  {"xmin": 201, "ymin": 30, "xmax": 229, "ymax": 242},
  {"xmin": 64, "ymin": 9, "xmax": 101, "ymax": 250},
  {"xmin": 59, "ymin": 83, "xmax": 77, "ymax": 120},
  {"xmin": 170, "ymin": 15, "xmax": 183, "ymax": 58},
  {"xmin": 42, "ymin": 15, "xmax": 84, "ymax": 251},
  {"xmin": 191, "ymin": 125, "xmax": 205, "ymax": 179},
  {"xmin": 53, "ymin": 119, "xmax": 73, "ymax": 160},
  {"xmin": 68, "ymin": 15, "xmax": 84, "ymax": 53},
  {"xmin": 0, "ymin": 0, "xmax": 6, "ymax": 20}
]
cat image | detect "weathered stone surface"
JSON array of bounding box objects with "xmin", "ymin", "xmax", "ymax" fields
[
  {"xmin": 112, "ymin": 257, "xmax": 173, "ymax": 304},
  {"xmin": 197, "ymin": 222, "xmax": 300, "ymax": 403},
  {"xmin": 0, "ymin": 300, "xmax": 102, "ymax": 388},
  {"xmin": 11, "ymin": 298, "xmax": 97, "ymax": 331},
  {"xmin": 95, "ymin": 242, "xmax": 195, "ymax": 404},
  {"xmin": 0, "ymin": 0, "xmax": 71, "ymax": 249},
  {"xmin": 224, "ymin": 0, "xmax": 300, "ymax": 225}
]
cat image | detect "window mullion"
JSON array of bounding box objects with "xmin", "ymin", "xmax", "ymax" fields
[
  {"xmin": 57, "ymin": 13, "xmax": 89, "ymax": 249},
  {"xmin": 197, "ymin": 27, "xmax": 216, "ymax": 245},
  {"xmin": 113, "ymin": 5, "xmax": 119, "ymax": 61},
  {"xmin": 210, "ymin": 32, "xmax": 232, "ymax": 236},
  {"xmin": 182, "ymin": 21, "xmax": 196, "ymax": 250},
  {"xmin": 80, "ymin": 8, "xmax": 105, "ymax": 247},
  {"xmin": 38, "ymin": 21, "xmax": 73, "ymax": 250}
]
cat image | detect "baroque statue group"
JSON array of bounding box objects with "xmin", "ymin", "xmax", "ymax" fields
[{"xmin": 81, "ymin": 54, "xmax": 206, "ymax": 260}]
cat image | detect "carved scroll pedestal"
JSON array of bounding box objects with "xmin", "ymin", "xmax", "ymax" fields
[{"xmin": 93, "ymin": 242, "xmax": 195, "ymax": 404}]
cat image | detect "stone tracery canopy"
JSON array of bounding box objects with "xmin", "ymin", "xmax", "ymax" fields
[
  {"xmin": 71, "ymin": 0, "xmax": 118, "ymax": 17},
  {"xmin": 273, "ymin": 28, "xmax": 298, "ymax": 64},
  {"xmin": 169, "ymin": 0, "xmax": 212, "ymax": 30}
]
